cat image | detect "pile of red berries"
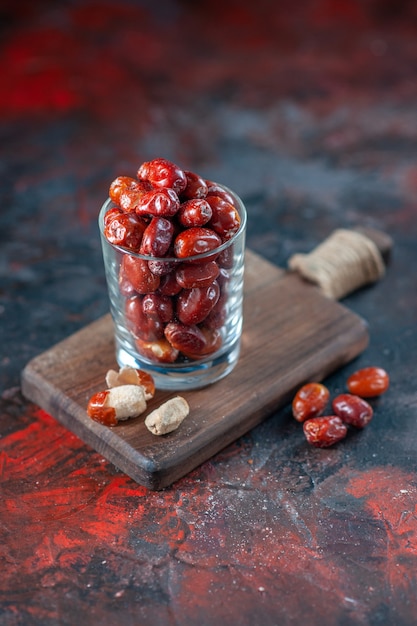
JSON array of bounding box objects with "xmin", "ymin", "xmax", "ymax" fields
[
  {"xmin": 104, "ymin": 158, "xmax": 241, "ymax": 255},
  {"xmin": 103, "ymin": 158, "xmax": 242, "ymax": 364},
  {"xmin": 292, "ymin": 366, "xmax": 390, "ymax": 447}
]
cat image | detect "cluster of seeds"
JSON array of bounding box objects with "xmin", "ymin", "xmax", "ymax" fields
[
  {"xmin": 103, "ymin": 157, "xmax": 242, "ymax": 364},
  {"xmin": 87, "ymin": 366, "xmax": 190, "ymax": 435},
  {"xmin": 292, "ymin": 366, "xmax": 390, "ymax": 447}
]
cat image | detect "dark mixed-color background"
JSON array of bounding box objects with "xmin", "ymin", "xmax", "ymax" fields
[{"xmin": 1, "ymin": 1, "xmax": 417, "ymax": 624}]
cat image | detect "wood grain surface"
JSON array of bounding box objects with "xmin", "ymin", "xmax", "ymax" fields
[{"xmin": 21, "ymin": 249, "xmax": 369, "ymax": 489}]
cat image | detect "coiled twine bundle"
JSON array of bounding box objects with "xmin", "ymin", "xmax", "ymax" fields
[{"xmin": 288, "ymin": 229, "xmax": 385, "ymax": 300}]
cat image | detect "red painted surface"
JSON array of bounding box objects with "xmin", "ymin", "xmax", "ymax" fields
[
  {"xmin": 347, "ymin": 467, "xmax": 417, "ymax": 584},
  {"xmin": 3, "ymin": 1, "xmax": 417, "ymax": 120},
  {"xmin": 2, "ymin": 0, "xmax": 417, "ymax": 623},
  {"xmin": 2, "ymin": 407, "xmax": 417, "ymax": 623}
]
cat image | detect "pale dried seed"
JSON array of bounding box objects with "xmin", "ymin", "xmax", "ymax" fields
[
  {"xmin": 145, "ymin": 396, "xmax": 190, "ymax": 435},
  {"xmin": 105, "ymin": 366, "xmax": 154, "ymax": 400},
  {"xmin": 106, "ymin": 384, "xmax": 147, "ymax": 421}
]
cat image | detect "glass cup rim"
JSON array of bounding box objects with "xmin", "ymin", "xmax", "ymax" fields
[{"xmin": 98, "ymin": 183, "xmax": 247, "ymax": 263}]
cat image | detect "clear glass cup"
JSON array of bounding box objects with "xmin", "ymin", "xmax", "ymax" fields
[{"xmin": 99, "ymin": 185, "xmax": 247, "ymax": 390}]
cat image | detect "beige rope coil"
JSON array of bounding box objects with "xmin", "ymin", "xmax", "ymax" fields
[{"xmin": 288, "ymin": 228, "xmax": 385, "ymax": 300}]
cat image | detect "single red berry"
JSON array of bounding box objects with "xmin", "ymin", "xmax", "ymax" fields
[
  {"xmin": 292, "ymin": 382, "xmax": 330, "ymax": 422},
  {"xmin": 303, "ymin": 416, "xmax": 347, "ymax": 448},
  {"xmin": 109, "ymin": 175, "xmax": 142, "ymax": 205},
  {"xmin": 332, "ymin": 393, "xmax": 373, "ymax": 428},
  {"xmin": 205, "ymin": 180, "xmax": 236, "ymax": 205},
  {"xmin": 104, "ymin": 206, "xmax": 122, "ymax": 226},
  {"xmin": 347, "ymin": 367, "xmax": 389, "ymax": 397},
  {"xmin": 182, "ymin": 170, "xmax": 208, "ymax": 199},
  {"xmin": 177, "ymin": 199, "xmax": 212, "ymax": 228},
  {"xmin": 206, "ymin": 195, "xmax": 241, "ymax": 240},
  {"xmin": 120, "ymin": 255, "xmax": 160, "ymax": 294},
  {"xmin": 104, "ymin": 213, "xmax": 146, "ymax": 250},
  {"xmin": 139, "ymin": 217, "xmax": 174, "ymax": 257},
  {"xmin": 137, "ymin": 158, "xmax": 187, "ymax": 194},
  {"xmin": 174, "ymin": 227, "xmax": 222, "ymax": 259},
  {"xmin": 135, "ymin": 188, "xmax": 180, "ymax": 218},
  {"xmin": 110, "ymin": 177, "xmax": 150, "ymax": 211}
]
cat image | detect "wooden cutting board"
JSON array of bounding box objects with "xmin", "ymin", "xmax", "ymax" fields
[{"xmin": 21, "ymin": 236, "xmax": 389, "ymax": 490}]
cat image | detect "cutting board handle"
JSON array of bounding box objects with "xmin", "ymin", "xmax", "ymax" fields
[{"xmin": 288, "ymin": 226, "xmax": 393, "ymax": 300}]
